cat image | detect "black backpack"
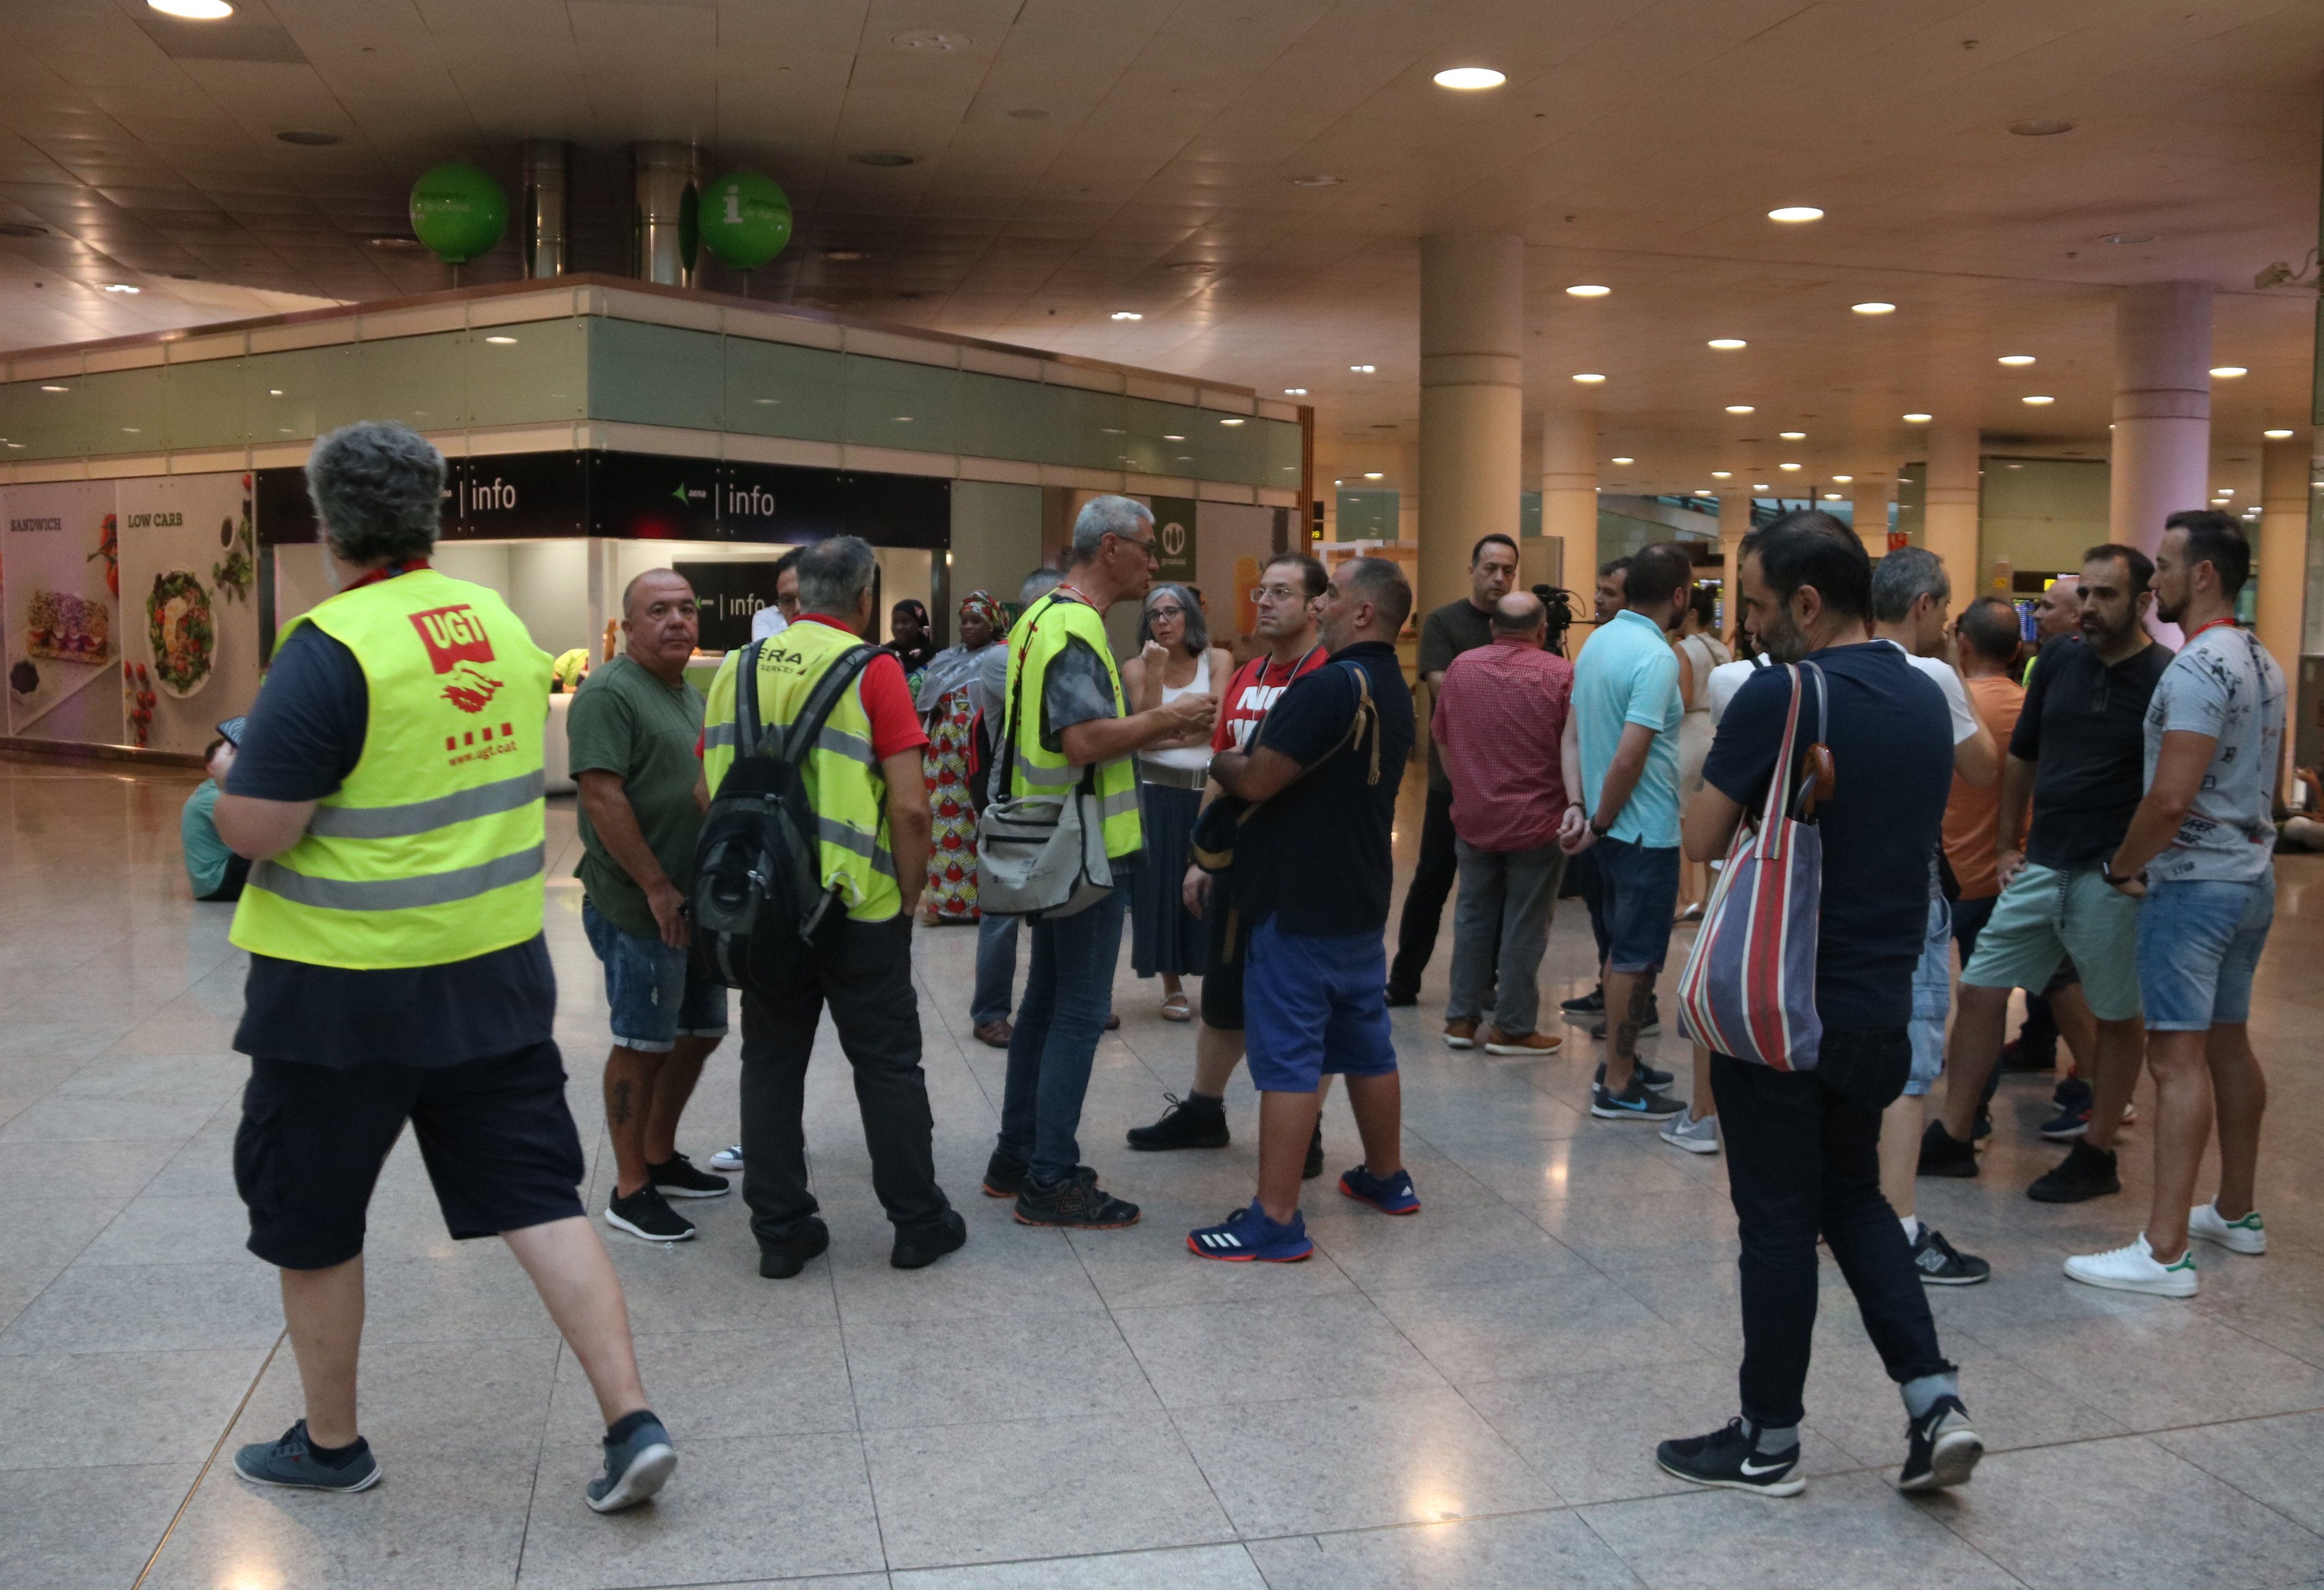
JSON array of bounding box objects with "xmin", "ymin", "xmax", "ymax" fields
[{"xmin": 691, "ymin": 638, "xmax": 879, "ymax": 999}]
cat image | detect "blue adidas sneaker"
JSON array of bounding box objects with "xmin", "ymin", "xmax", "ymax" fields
[
  {"xmin": 1338, "ymin": 1164, "xmax": 1421, "ymax": 1215},
  {"xmin": 1186, "ymin": 1202, "xmax": 1314, "ymax": 1262}
]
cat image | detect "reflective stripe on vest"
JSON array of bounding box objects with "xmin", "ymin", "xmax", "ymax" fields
[
  {"xmin": 702, "ymin": 618, "xmax": 904, "ymax": 921},
  {"xmin": 228, "ymin": 570, "xmax": 551, "ymax": 970},
  {"xmin": 1004, "ymin": 591, "xmax": 1144, "ymax": 861}
]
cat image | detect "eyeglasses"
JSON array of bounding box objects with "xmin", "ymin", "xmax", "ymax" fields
[
  {"xmin": 1115, "ymin": 533, "xmax": 1160, "ymax": 562},
  {"xmin": 1147, "ymin": 604, "xmax": 1186, "ymax": 619}
]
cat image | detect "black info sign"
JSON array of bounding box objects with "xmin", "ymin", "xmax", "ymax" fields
[{"xmin": 670, "ymin": 561, "xmax": 784, "ymax": 651}]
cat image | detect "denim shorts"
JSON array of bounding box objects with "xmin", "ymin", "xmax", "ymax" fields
[
  {"xmin": 1905, "ymin": 891, "xmax": 1953, "ymax": 1097},
  {"xmin": 1243, "ymin": 916, "xmax": 1396, "ymax": 1092},
  {"xmin": 1594, "ymin": 836, "xmax": 1680, "ymax": 974},
  {"xmin": 2136, "ymin": 876, "xmax": 2274, "ymax": 1031},
  {"xmin": 582, "ymin": 899, "xmax": 730, "ymax": 1052}
]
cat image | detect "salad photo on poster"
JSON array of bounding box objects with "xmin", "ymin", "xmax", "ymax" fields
[{"xmin": 115, "ymin": 473, "xmax": 261, "ymax": 754}]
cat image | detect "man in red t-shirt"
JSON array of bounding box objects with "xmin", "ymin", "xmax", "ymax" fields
[{"xmin": 1127, "ymin": 552, "xmax": 1333, "ymax": 1166}]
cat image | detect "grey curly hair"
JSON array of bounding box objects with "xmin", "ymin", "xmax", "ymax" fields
[{"xmin": 306, "ymin": 421, "xmax": 445, "ymax": 566}]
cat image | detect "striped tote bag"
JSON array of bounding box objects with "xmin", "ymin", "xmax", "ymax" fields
[{"xmin": 1674, "ymin": 662, "xmax": 1831, "ymax": 1071}]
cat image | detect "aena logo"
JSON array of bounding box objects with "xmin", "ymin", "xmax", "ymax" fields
[{"xmin": 409, "ymin": 605, "xmax": 498, "ymax": 675}]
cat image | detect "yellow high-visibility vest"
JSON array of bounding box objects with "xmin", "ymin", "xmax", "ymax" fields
[{"xmin": 1004, "ymin": 590, "xmax": 1142, "ymax": 861}]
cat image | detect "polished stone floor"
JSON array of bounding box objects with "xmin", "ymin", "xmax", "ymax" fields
[{"xmin": 5, "ymin": 750, "xmax": 2324, "ymax": 1590}]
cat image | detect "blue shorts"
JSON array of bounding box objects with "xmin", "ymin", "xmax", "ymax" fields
[
  {"xmin": 1594, "ymin": 836, "xmax": 1680, "ymax": 975},
  {"xmin": 2136, "ymin": 876, "xmax": 2274, "ymax": 1031},
  {"xmin": 582, "ymin": 899, "xmax": 730, "ymax": 1053},
  {"xmin": 1243, "ymin": 917, "xmax": 1397, "ymax": 1093},
  {"xmin": 1905, "ymin": 891, "xmax": 1952, "ymax": 1097}
]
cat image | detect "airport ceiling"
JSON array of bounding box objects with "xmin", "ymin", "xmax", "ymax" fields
[{"xmin": 2, "ymin": 0, "xmax": 2321, "ymax": 495}]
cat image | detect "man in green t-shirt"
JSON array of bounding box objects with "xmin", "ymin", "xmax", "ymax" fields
[
  {"xmin": 181, "ymin": 720, "xmax": 250, "ymax": 901},
  {"xmin": 571, "ymin": 569, "xmax": 730, "ymax": 1244}
]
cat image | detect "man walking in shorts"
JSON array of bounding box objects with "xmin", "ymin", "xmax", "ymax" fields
[
  {"xmin": 1188, "ymin": 558, "xmax": 1419, "ymax": 1260},
  {"xmin": 2069, "ymin": 513, "xmax": 2284, "ymax": 1295}
]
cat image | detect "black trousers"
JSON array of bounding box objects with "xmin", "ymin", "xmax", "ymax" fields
[
  {"xmin": 738, "ymin": 915, "xmax": 951, "ymax": 1249},
  {"xmin": 1389, "ymin": 785, "xmax": 1467, "ymax": 996},
  {"xmin": 1711, "ymin": 1027, "xmax": 1954, "ymax": 1430},
  {"xmin": 1570, "ymin": 845, "xmax": 1612, "ymax": 966}
]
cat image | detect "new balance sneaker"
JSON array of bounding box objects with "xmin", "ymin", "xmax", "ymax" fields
[
  {"xmin": 233, "ymin": 1420, "xmax": 381, "ymax": 1494},
  {"xmin": 1591, "ymin": 1080, "xmax": 1685, "ymax": 1121},
  {"xmin": 1909, "ymin": 1225, "xmax": 1991, "ymax": 1286},
  {"xmin": 2028, "ymin": 1140, "xmax": 2119, "ymax": 1203},
  {"xmin": 2189, "ymin": 1200, "xmax": 2267, "ymax": 1255},
  {"xmin": 2064, "ymin": 1233, "xmax": 2197, "ymax": 1297},
  {"xmin": 1896, "ymin": 1396, "xmax": 1983, "ymax": 1492},
  {"xmin": 707, "ymin": 1144, "xmax": 744, "ymax": 1173},
  {"xmin": 1485, "ymin": 1027, "xmax": 1563, "ymax": 1057},
  {"xmin": 647, "ymin": 1152, "xmax": 731, "ymax": 1199},
  {"xmin": 605, "ymin": 1186, "xmax": 696, "ymax": 1242},
  {"xmin": 1303, "ymin": 1123, "xmax": 1324, "ymax": 1181},
  {"xmin": 1126, "ymin": 1093, "xmax": 1229, "ymax": 1151},
  {"xmin": 1594, "ymin": 1056, "xmax": 1675, "ymax": 1089},
  {"xmin": 1660, "ymin": 1109, "xmax": 1720, "ymax": 1155},
  {"xmin": 1015, "ymin": 1166, "xmax": 1140, "ymax": 1229},
  {"xmin": 1443, "ymin": 1019, "xmax": 1480, "ymax": 1050},
  {"xmin": 1338, "ymin": 1164, "xmax": 1421, "ymax": 1215},
  {"xmin": 1560, "ymin": 986, "xmax": 1606, "ymax": 1018},
  {"xmin": 1588, "ymin": 1000, "xmax": 1662, "ymax": 1040},
  {"xmin": 1655, "ymin": 1419, "xmax": 1804, "ymax": 1496},
  {"xmin": 981, "ymin": 1146, "xmax": 1028, "ymax": 1199},
  {"xmin": 1917, "ymin": 1120, "xmax": 1979, "ymax": 1179},
  {"xmin": 585, "ymin": 1412, "xmax": 676, "ymax": 1513},
  {"xmin": 1186, "ymin": 1202, "xmax": 1314, "ymax": 1262}
]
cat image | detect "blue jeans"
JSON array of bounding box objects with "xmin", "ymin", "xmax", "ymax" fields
[
  {"xmin": 998, "ymin": 889, "xmax": 1127, "ymax": 1184},
  {"xmin": 2137, "ymin": 875, "xmax": 2274, "ymax": 1031},
  {"xmin": 972, "ymin": 911, "xmax": 1020, "ymax": 1027}
]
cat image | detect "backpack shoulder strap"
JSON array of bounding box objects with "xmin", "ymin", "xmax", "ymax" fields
[
  {"xmin": 778, "ymin": 644, "xmax": 881, "ymax": 768},
  {"xmin": 734, "ymin": 640, "xmax": 767, "ymax": 760}
]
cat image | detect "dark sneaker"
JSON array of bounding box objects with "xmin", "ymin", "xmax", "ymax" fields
[
  {"xmin": 981, "ymin": 1146, "xmax": 1028, "ymax": 1199},
  {"xmin": 1303, "ymin": 1123, "xmax": 1325, "ymax": 1181},
  {"xmin": 1896, "ymin": 1396, "xmax": 1982, "ymax": 1492},
  {"xmin": 973, "ymin": 1018, "xmax": 1012, "ymax": 1049},
  {"xmin": 1126, "ymin": 1093, "xmax": 1229, "ymax": 1151},
  {"xmin": 891, "ymin": 1209, "xmax": 967, "ymax": 1271},
  {"xmin": 605, "ymin": 1186, "xmax": 696, "ymax": 1242},
  {"xmin": 2029, "ymin": 1139, "xmax": 2119, "ymax": 1204},
  {"xmin": 648, "ymin": 1152, "xmax": 731, "ymax": 1199},
  {"xmin": 1588, "ymin": 1000, "xmax": 1662, "ymax": 1040},
  {"xmin": 1338, "ymin": 1164, "xmax": 1421, "ymax": 1215},
  {"xmin": 1910, "ymin": 1225, "xmax": 1991, "ymax": 1286},
  {"xmin": 1187, "ymin": 1202, "xmax": 1314, "ymax": 1262},
  {"xmin": 1917, "ymin": 1120, "xmax": 1979, "ymax": 1179},
  {"xmin": 2000, "ymin": 1037, "xmax": 2054, "ymax": 1073},
  {"xmin": 2053, "ymin": 1073, "xmax": 2091, "ymax": 1110},
  {"xmin": 1655, "ymin": 1419, "xmax": 1803, "ymax": 1496},
  {"xmin": 233, "ymin": 1420, "xmax": 381, "ymax": 1494},
  {"xmin": 1594, "ymin": 1056, "xmax": 1675, "ymax": 1090},
  {"xmin": 1974, "ymin": 1108, "xmax": 1993, "ymax": 1144},
  {"xmin": 758, "ymin": 1221, "xmax": 830, "ymax": 1279},
  {"xmin": 1383, "ymin": 984, "xmax": 1420, "ymax": 1008},
  {"xmin": 1590, "ymin": 1081, "xmax": 1685, "ymax": 1121},
  {"xmin": 707, "ymin": 1144, "xmax": 744, "ymax": 1173},
  {"xmin": 1104, "ymin": 1012, "xmax": 1122, "ymax": 1031},
  {"xmin": 2041, "ymin": 1076, "xmax": 2094, "ymax": 1139},
  {"xmin": 586, "ymin": 1412, "xmax": 676, "ymax": 1513},
  {"xmin": 1561, "ymin": 986, "xmax": 1606, "ymax": 1017},
  {"xmin": 1015, "ymin": 1166, "xmax": 1140, "ymax": 1229}
]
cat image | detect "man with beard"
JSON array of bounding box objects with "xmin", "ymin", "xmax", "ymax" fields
[
  {"xmin": 1656, "ymin": 510, "xmax": 1980, "ymax": 1498},
  {"xmin": 1918, "ymin": 546, "xmax": 2171, "ymax": 1203}
]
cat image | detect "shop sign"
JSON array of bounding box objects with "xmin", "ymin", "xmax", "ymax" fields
[
  {"xmin": 1150, "ymin": 496, "xmax": 1197, "ymax": 584},
  {"xmin": 672, "ymin": 560, "xmax": 784, "ymax": 651}
]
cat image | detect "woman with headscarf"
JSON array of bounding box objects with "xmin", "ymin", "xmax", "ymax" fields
[
  {"xmin": 1120, "ymin": 582, "xmax": 1232, "ymax": 1020},
  {"xmin": 886, "ymin": 599, "xmax": 936, "ymax": 698},
  {"xmin": 914, "ymin": 591, "xmax": 1005, "ymax": 924}
]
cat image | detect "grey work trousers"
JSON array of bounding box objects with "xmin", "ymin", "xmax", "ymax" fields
[{"xmin": 1447, "ymin": 836, "xmax": 1566, "ymax": 1037}]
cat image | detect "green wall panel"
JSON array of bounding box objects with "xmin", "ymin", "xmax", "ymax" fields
[
  {"xmin": 726, "ymin": 336, "xmax": 844, "ymax": 440},
  {"xmin": 589, "ymin": 319, "xmax": 725, "ymax": 431},
  {"xmin": 844, "ymin": 354, "xmax": 956, "ymax": 453},
  {"xmin": 466, "ymin": 319, "xmax": 588, "ymax": 426}
]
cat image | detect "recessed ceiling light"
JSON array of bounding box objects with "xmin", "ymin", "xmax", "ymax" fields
[
  {"xmin": 2210, "ymin": 366, "xmax": 2248, "ymax": 378},
  {"xmin": 1363, "ymin": 472, "xmax": 1384, "ymax": 479},
  {"xmin": 1779, "ymin": 430, "xmax": 1806, "ymax": 440},
  {"xmin": 1725, "ymin": 404, "xmax": 1755, "ymax": 414},
  {"xmin": 850, "ymin": 151, "xmax": 916, "ymax": 167},
  {"xmin": 148, "ymin": 0, "xmax": 234, "ymax": 17},
  {"xmin": 276, "ymin": 130, "xmax": 340, "ymax": 146},
  {"xmin": 1572, "ymin": 372, "xmax": 1606, "ymax": 384},
  {"xmin": 1903, "ymin": 412, "xmax": 1933, "ymax": 423},
  {"xmin": 39, "ymin": 385, "xmax": 66, "ymax": 392},
  {"xmin": 2264, "ymin": 428, "xmax": 2295, "ymax": 439},
  {"xmin": 1851, "ymin": 301, "xmax": 1896, "ymax": 315},
  {"xmin": 1610, "ymin": 456, "xmax": 1635, "ymax": 464},
  {"xmin": 1432, "ymin": 66, "xmax": 1506, "ymax": 90},
  {"xmin": 2216, "ymin": 488, "xmax": 2235, "ymax": 496},
  {"xmin": 1109, "ymin": 311, "xmax": 1142, "ymax": 321},
  {"xmin": 483, "ymin": 335, "xmax": 517, "ymax": 344},
  {"xmin": 892, "ymin": 29, "xmax": 969, "ymax": 51},
  {"xmin": 1998, "ymin": 354, "xmax": 2036, "ymax": 366},
  {"xmin": 367, "ymin": 235, "xmax": 424, "ymax": 250},
  {"xmin": 101, "ymin": 282, "xmax": 139, "ymax": 293},
  {"xmin": 1163, "ymin": 433, "xmax": 1185, "ymax": 440},
  {"xmin": 121, "ymin": 426, "xmax": 140, "ymax": 434},
  {"xmin": 1288, "ymin": 174, "xmax": 1343, "ymax": 187},
  {"xmin": 2008, "ymin": 118, "xmax": 2075, "ymax": 136},
  {"xmin": 1779, "ymin": 462, "xmax": 1802, "ymax": 471},
  {"xmin": 1283, "ymin": 388, "xmax": 1306, "ymax": 396},
  {"xmin": 1708, "ymin": 337, "xmax": 1747, "ymax": 350},
  {"xmin": 2100, "ymin": 232, "xmax": 2154, "ymax": 245},
  {"xmin": 267, "ymin": 388, "xmax": 282, "ymax": 396},
  {"xmin": 1565, "ymin": 284, "xmax": 1610, "ymax": 297},
  {"xmin": 1219, "ymin": 417, "xmax": 1245, "ymax": 426},
  {"xmin": 1767, "ymin": 206, "xmax": 1824, "ymax": 223},
  {"xmin": 1753, "ymin": 483, "xmax": 1770, "ymax": 490},
  {"xmin": 1833, "ymin": 474, "xmax": 1853, "ymax": 483},
  {"xmin": 1712, "ymin": 470, "xmax": 1733, "ymax": 479},
  {"xmin": 2022, "ymin": 395, "xmax": 2055, "ymax": 405},
  {"xmin": 1350, "ymin": 363, "xmax": 1375, "ymax": 373},
  {"xmin": 821, "ymin": 248, "xmax": 870, "ymax": 261}
]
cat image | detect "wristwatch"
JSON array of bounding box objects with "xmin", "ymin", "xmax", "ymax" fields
[
  {"xmin": 1589, "ymin": 814, "xmax": 1612, "ymax": 839},
  {"xmin": 2100, "ymin": 861, "xmax": 2137, "ymax": 888}
]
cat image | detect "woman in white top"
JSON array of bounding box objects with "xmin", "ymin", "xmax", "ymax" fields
[
  {"xmin": 1671, "ymin": 588, "xmax": 1733, "ymax": 919},
  {"xmin": 1120, "ymin": 583, "xmax": 1232, "ymax": 1021}
]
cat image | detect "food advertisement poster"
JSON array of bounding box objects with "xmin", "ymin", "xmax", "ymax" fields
[
  {"xmin": 5, "ymin": 480, "xmax": 123, "ymax": 744},
  {"xmin": 115, "ymin": 472, "xmax": 261, "ymax": 754}
]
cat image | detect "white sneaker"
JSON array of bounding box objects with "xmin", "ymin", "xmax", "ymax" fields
[
  {"xmin": 708, "ymin": 1144, "xmax": 744, "ymax": 1173},
  {"xmin": 2188, "ymin": 1201, "xmax": 2266, "ymax": 1255},
  {"xmin": 1660, "ymin": 1110, "xmax": 1720, "ymax": 1155},
  {"xmin": 2063, "ymin": 1233, "xmax": 2197, "ymax": 1298}
]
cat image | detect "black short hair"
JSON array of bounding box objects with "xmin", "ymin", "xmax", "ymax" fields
[
  {"xmin": 1625, "ymin": 542, "xmax": 1693, "ymax": 608},
  {"xmin": 1344, "ymin": 556, "xmax": 1413, "ymax": 633},
  {"xmin": 1959, "ymin": 596, "xmax": 2023, "ymax": 665},
  {"xmin": 2082, "ymin": 542, "xmax": 2154, "ymax": 595},
  {"xmin": 2163, "ymin": 509, "xmax": 2252, "ymax": 596},
  {"xmin": 201, "ymin": 736, "xmax": 230, "ymax": 766},
  {"xmin": 1469, "ymin": 533, "xmax": 1519, "ymax": 568},
  {"xmin": 1264, "ymin": 552, "xmax": 1328, "ymax": 599},
  {"xmin": 1740, "ymin": 510, "xmax": 1871, "ymax": 620}
]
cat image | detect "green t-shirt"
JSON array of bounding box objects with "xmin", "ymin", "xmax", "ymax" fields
[
  {"xmin": 180, "ymin": 778, "xmax": 232, "ymax": 898},
  {"xmin": 568, "ymin": 655, "xmax": 708, "ymax": 940}
]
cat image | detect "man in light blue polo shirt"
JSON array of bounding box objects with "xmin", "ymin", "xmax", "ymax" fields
[{"xmin": 1563, "ymin": 541, "xmax": 1692, "ymax": 1121}]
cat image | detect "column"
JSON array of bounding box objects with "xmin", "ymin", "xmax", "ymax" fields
[
  {"xmin": 2110, "ymin": 280, "xmax": 2213, "ymax": 558},
  {"xmin": 521, "ymin": 138, "xmax": 568, "ymax": 278},
  {"xmin": 1923, "ymin": 424, "xmax": 1981, "ymax": 590},
  {"xmin": 632, "ymin": 141, "xmax": 698, "ymax": 287},
  {"xmin": 1716, "ymin": 486, "xmax": 1753, "ymax": 632},
  {"xmin": 1418, "ymin": 233, "xmax": 1524, "ymax": 619},
  {"xmin": 1540, "ymin": 407, "xmax": 1597, "ymax": 625},
  {"xmin": 2258, "ymin": 430, "xmax": 2311, "ymax": 688},
  {"xmin": 1849, "ymin": 476, "xmax": 1891, "ymax": 561}
]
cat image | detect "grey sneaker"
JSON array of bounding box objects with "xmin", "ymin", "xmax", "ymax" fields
[
  {"xmin": 233, "ymin": 1420, "xmax": 381, "ymax": 1493},
  {"xmin": 1659, "ymin": 1109, "xmax": 1720, "ymax": 1155},
  {"xmin": 586, "ymin": 1413, "xmax": 677, "ymax": 1513}
]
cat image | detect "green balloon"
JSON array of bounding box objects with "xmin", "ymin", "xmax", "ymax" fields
[
  {"xmin": 409, "ymin": 162, "xmax": 508, "ymax": 265},
  {"xmin": 701, "ymin": 171, "xmax": 792, "ymax": 270}
]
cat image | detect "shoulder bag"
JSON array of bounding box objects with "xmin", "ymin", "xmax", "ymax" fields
[{"xmin": 975, "ymin": 599, "xmax": 1115, "ymax": 920}]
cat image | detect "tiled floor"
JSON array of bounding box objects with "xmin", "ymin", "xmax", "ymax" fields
[{"xmin": 5, "ymin": 750, "xmax": 2323, "ymax": 1589}]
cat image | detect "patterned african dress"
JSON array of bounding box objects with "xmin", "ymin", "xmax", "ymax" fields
[{"xmin": 922, "ymin": 680, "xmax": 981, "ymax": 921}]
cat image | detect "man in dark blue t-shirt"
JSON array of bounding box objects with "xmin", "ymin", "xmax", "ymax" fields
[
  {"xmin": 1186, "ymin": 557, "xmax": 1419, "ymax": 1263},
  {"xmin": 1653, "ymin": 512, "xmax": 1984, "ymax": 1501}
]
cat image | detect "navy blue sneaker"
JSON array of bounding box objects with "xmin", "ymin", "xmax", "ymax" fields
[
  {"xmin": 586, "ymin": 1412, "xmax": 677, "ymax": 1513},
  {"xmin": 232, "ymin": 1420, "xmax": 381, "ymax": 1494},
  {"xmin": 1186, "ymin": 1202, "xmax": 1313, "ymax": 1262},
  {"xmin": 1338, "ymin": 1164, "xmax": 1421, "ymax": 1215}
]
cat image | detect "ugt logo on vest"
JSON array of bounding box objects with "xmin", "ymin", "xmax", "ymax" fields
[{"xmin": 409, "ymin": 605, "xmax": 505, "ymax": 714}]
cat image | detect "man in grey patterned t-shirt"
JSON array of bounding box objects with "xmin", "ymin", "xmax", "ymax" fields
[{"xmin": 2068, "ymin": 511, "xmax": 2285, "ymax": 1300}]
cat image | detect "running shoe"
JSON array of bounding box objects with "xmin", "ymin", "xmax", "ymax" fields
[
  {"xmin": 1917, "ymin": 1120, "xmax": 1979, "ymax": 1178},
  {"xmin": 605, "ymin": 1186, "xmax": 696, "ymax": 1242},
  {"xmin": 1655, "ymin": 1419, "xmax": 1803, "ymax": 1496},
  {"xmin": 2188, "ymin": 1200, "xmax": 2267, "ymax": 1255},
  {"xmin": 1560, "ymin": 986, "xmax": 1606, "ymax": 1017},
  {"xmin": 1186, "ymin": 1202, "xmax": 1313, "ymax": 1262},
  {"xmin": 1015, "ymin": 1166, "xmax": 1140, "ymax": 1229},
  {"xmin": 233, "ymin": 1420, "xmax": 381, "ymax": 1494},
  {"xmin": 2064, "ymin": 1232, "xmax": 2197, "ymax": 1298},
  {"xmin": 1485, "ymin": 1027, "xmax": 1563, "ymax": 1056},
  {"xmin": 2028, "ymin": 1140, "xmax": 2119, "ymax": 1203},
  {"xmin": 1338, "ymin": 1164, "xmax": 1421, "ymax": 1215},
  {"xmin": 585, "ymin": 1412, "xmax": 677, "ymax": 1513},
  {"xmin": 647, "ymin": 1153, "xmax": 731, "ymax": 1199},
  {"xmin": 1896, "ymin": 1396, "xmax": 1983, "ymax": 1492},
  {"xmin": 1594, "ymin": 1056, "xmax": 1676, "ymax": 1089},
  {"xmin": 981, "ymin": 1146, "xmax": 1028, "ymax": 1199},
  {"xmin": 1443, "ymin": 1018, "xmax": 1480, "ymax": 1050},
  {"xmin": 1590, "ymin": 1080, "xmax": 1685, "ymax": 1121},
  {"xmin": 1909, "ymin": 1225, "xmax": 1991, "ymax": 1286},
  {"xmin": 1660, "ymin": 1109, "xmax": 1720, "ymax": 1155}
]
